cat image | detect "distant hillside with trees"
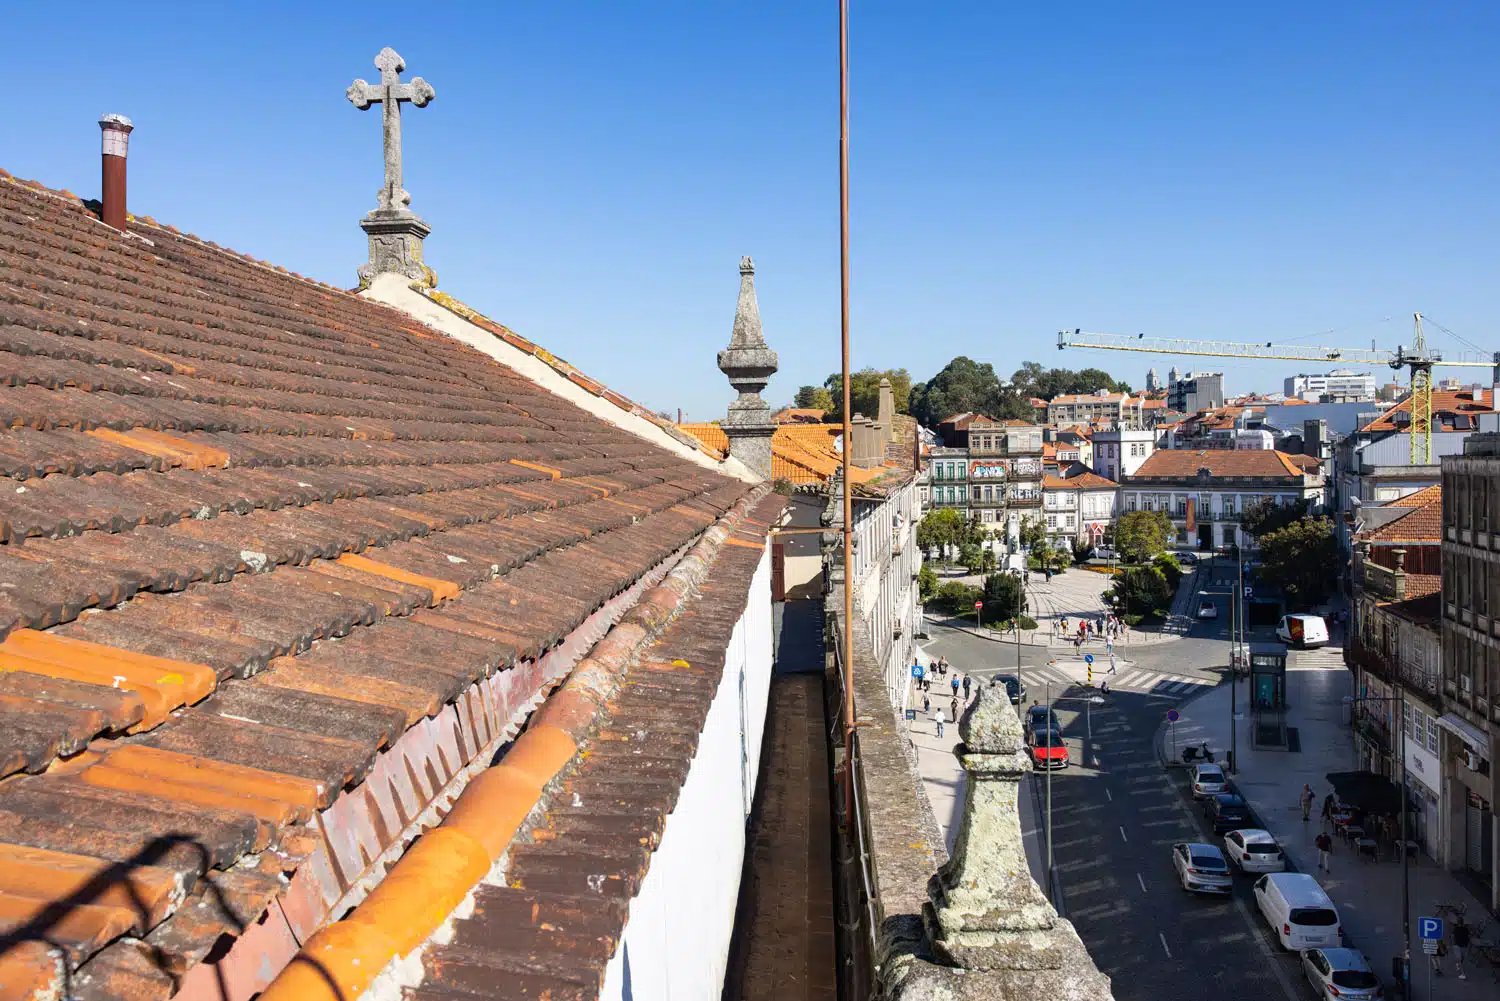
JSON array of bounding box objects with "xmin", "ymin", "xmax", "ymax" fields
[{"xmin": 908, "ymin": 357, "xmax": 1132, "ymax": 427}]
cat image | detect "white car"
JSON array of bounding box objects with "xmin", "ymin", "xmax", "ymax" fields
[
  {"xmin": 1196, "ymin": 599, "xmax": 1218, "ymax": 619},
  {"xmin": 1094, "ymin": 546, "xmax": 1118, "ymax": 560},
  {"xmin": 1172, "ymin": 842, "xmax": 1232, "ymax": 894},
  {"xmin": 1191, "ymin": 763, "xmax": 1227, "ymax": 799},
  {"xmin": 1223, "ymin": 829, "xmax": 1286, "ymax": 874},
  {"xmin": 1300, "ymin": 948, "xmax": 1382, "ymax": 1000}
]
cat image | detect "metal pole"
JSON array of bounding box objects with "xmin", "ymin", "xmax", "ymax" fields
[
  {"xmin": 1231, "ymin": 550, "xmax": 1241, "ymax": 773},
  {"xmin": 1046, "ymin": 680, "xmax": 1053, "ymax": 872},
  {"xmin": 1087, "ymin": 696, "xmax": 1092, "ymax": 740},
  {"xmin": 1016, "ymin": 578, "xmax": 1023, "ymax": 695},
  {"xmin": 838, "ymin": 0, "xmax": 855, "ymax": 826}
]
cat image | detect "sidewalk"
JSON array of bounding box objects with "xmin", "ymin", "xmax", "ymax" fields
[{"xmin": 1168, "ymin": 666, "xmax": 1495, "ymax": 996}]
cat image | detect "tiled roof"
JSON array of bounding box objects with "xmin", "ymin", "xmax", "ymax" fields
[
  {"xmin": 0, "ymin": 172, "xmax": 752, "ymax": 993},
  {"xmin": 1043, "ymin": 465, "xmax": 1118, "ymax": 490},
  {"xmin": 1130, "ymin": 448, "xmax": 1310, "ymax": 481},
  {"xmin": 938, "ymin": 412, "xmax": 993, "ymax": 430},
  {"xmin": 1378, "ymin": 587, "xmax": 1441, "ymax": 622},
  {"xmin": 1362, "ymin": 492, "xmax": 1441, "ymax": 543},
  {"xmin": 1389, "ymin": 484, "xmax": 1441, "ymax": 508},
  {"xmin": 1287, "ymin": 453, "xmax": 1322, "ymax": 472},
  {"xmin": 675, "ymin": 422, "xmax": 883, "ymax": 487},
  {"xmin": 1359, "ymin": 389, "xmax": 1495, "ymax": 432},
  {"xmin": 772, "ymin": 406, "xmax": 826, "ymax": 424},
  {"xmin": 1047, "ymin": 392, "xmax": 1126, "ymax": 406}
]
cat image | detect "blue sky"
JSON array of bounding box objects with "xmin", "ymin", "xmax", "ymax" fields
[{"xmin": 4, "ymin": 2, "xmax": 1497, "ymax": 419}]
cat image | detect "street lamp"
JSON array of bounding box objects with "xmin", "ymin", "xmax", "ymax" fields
[
  {"xmin": 1347, "ymin": 691, "xmax": 1411, "ymax": 995},
  {"xmin": 1042, "ymin": 681, "xmax": 1108, "ymax": 873}
]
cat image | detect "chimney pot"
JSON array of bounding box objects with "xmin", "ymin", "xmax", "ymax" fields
[{"xmin": 98, "ymin": 114, "xmax": 134, "ymax": 232}]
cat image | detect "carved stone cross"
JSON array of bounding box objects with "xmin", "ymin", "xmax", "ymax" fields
[{"xmin": 347, "ymin": 47, "xmax": 435, "ymax": 215}]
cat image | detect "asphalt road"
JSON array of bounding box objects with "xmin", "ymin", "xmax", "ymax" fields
[{"xmin": 922, "ymin": 602, "xmax": 1324, "ymax": 1001}]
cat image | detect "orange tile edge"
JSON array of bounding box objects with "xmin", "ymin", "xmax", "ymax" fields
[{"xmin": 336, "ymin": 554, "xmax": 462, "ymax": 603}]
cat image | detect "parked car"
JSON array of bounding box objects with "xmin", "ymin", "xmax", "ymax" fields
[
  {"xmin": 1196, "ymin": 600, "xmax": 1218, "ymax": 620},
  {"xmin": 1204, "ymin": 793, "xmax": 1254, "ymax": 834},
  {"xmin": 1025, "ymin": 705, "xmax": 1061, "ymax": 739},
  {"xmin": 1276, "ymin": 613, "xmax": 1329, "ymax": 649},
  {"xmin": 1253, "ymin": 873, "xmax": 1342, "ymax": 950},
  {"xmin": 992, "ymin": 674, "xmax": 1025, "ymax": 705},
  {"xmin": 1028, "ymin": 729, "xmax": 1069, "ymax": 770},
  {"xmin": 1191, "ymin": 764, "xmax": 1228, "ymax": 799},
  {"xmin": 1300, "ymin": 948, "xmax": 1382, "ymax": 1000},
  {"xmin": 1093, "ymin": 546, "xmax": 1118, "ymax": 560},
  {"xmin": 1223, "ymin": 829, "xmax": 1286, "ymax": 873},
  {"xmin": 1171, "ymin": 842, "xmax": 1232, "ymax": 894},
  {"xmin": 1176, "ymin": 552, "xmax": 1200, "ymax": 565}
]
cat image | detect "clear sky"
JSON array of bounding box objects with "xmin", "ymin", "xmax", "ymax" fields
[{"xmin": 4, "ymin": 2, "xmax": 1497, "ymax": 419}]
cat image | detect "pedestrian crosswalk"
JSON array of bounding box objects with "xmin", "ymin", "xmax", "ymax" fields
[
  {"xmin": 1288, "ymin": 645, "xmax": 1346, "ymax": 671},
  {"xmin": 1020, "ymin": 660, "xmax": 1217, "ymax": 699}
]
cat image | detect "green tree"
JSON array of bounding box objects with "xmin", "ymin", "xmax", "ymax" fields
[
  {"xmin": 1018, "ymin": 515, "xmax": 1047, "ymax": 551},
  {"xmin": 917, "ymin": 508, "xmax": 966, "ymax": 560},
  {"xmin": 918, "ymin": 563, "xmax": 939, "ymax": 601},
  {"xmin": 792, "ymin": 385, "xmax": 835, "ymax": 411},
  {"xmin": 958, "ymin": 542, "xmax": 986, "ymax": 575},
  {"xmin": 1115, "ymin": 510, "xmax": 1172, "ymax": 564},
  {"xmin": 822, "ymin": 368, "xmax": 911, "ymax": 423},
  {"xmin": 1152, "ymin": 552, "xmax": 1184, "ymax": 589},
  {"xmin": 932, "ymin": 580, "xmax": 984, "ymax": 615},
  {"xmin": 908, "ymin": 356, "xmax": 1007, "ymax": 426},
  {"xmin": 1105, "ymin": 566, "xmax": 1173, "ymax": 621},
  {"xmin": 1240, "ymin": 497, "xmax": 1311, "ymax": 538},
  {"xmin": 1259, "ymin": 517, "xmax": 1338, "ymax": 606},
  {"xmin": 982, "ymin": 572, "xmax": 1026, "ymax": 621}
]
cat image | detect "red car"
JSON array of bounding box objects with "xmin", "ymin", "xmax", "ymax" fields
[{"xmin": 1029, "ymin": 728, "xmax": 1069, "ymax": 770}]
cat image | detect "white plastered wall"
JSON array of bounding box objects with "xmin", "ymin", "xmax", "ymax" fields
[
  {"xmin": 360, "ymin": 274, "xmax": 757, "ymax": 483},
  {"xmin": 596, "ymin": 546, "xmax": 774, "ymax": 1000}
]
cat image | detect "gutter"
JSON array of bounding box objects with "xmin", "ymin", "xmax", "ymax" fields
[{"xmin": 258, "ymin": 485, "xmax": 769, "ymax": 1001}]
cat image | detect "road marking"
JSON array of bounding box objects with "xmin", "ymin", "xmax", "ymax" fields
[
  {"xmin": 1158, "ymin": 932, "xmax": 1171, "ymax": 958},
  {"xmin": 1105, "ymin": 788, "xmax": 1112, "ymax": 802},
  {"xmin": 1137, "ymin": 872, "xmax": 1146, "ymax": 893},
  {"xmin": 1119, "ymin": 825, "xmax": 1128, "ymax": 842}
]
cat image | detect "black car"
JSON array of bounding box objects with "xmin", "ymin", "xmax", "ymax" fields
[
  {"xmin": 992, "ymin": 674, "xmax": 1026, "ymax": 705},
  {"xmin": 1204, "ymin": 793, "xmax": 1254, "ymax": 834},
  {"xmin": 1025, "ymin": 705, "xmax": 1061, "ymax": 739}
]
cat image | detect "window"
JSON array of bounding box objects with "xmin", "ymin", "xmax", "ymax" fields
[
  {"xmin": 1066, "ymin": 514, "xmax": 1075, "ymax": 527},
  {"xmin": 1047, "ymin": 515, "xmax": 1057, "ymax": 528},
  {"xmin": 1426, "ymin": 715, "xmax": 1438, "ymax": 754}
]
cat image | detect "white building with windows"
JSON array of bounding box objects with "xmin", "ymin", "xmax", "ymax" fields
[
  {"xmin": 1091, "ymin": 427, "xmax": 1157, "ymax": 483},
  {"xmin": 1286, "ymin": 370, "xmax": 1377, "ymax": 402},
  {"xmin": 1042, "ymin": 466, "xmax": 1119, "ymax": 551},
  {"xmin": 1121, "ymin": 449, "xmax": 1325, "ymax": 551}
]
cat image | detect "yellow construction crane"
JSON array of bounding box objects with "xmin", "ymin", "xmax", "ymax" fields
[{"xmin": 1058, "ymin": 313, "xmax": 1499, "ymax": 465}]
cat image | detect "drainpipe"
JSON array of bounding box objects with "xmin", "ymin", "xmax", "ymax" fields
[{"xmin": 98, "ymin": 114, "xmax": 134, "ymax": 232}]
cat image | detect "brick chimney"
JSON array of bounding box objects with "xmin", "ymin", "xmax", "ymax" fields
[{"xmin": 98, "ymin": 115, "xmax": 134, "ymax": 232}]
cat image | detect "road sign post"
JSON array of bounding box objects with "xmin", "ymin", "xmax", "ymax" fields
[
  {"xmin": 1084, "ymin": 652, "xmax": 1094, "ymax": 686},
  {"xmin": 975, "ymin": 600, "xmax": 983, "ymax": 631},
  {"xmin": 1166, "ymin": 708, "xmax": 1181, "ymax": 761}
]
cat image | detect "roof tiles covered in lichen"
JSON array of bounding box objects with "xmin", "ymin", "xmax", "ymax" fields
[{"xmin": 0, "ymin": 172, "xmax": 752, "ymax": 997}]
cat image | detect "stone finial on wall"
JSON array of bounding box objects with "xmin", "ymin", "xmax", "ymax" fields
[{"xmin": 717, "ymin": 256, "xmax": 779, "ymax": 479}]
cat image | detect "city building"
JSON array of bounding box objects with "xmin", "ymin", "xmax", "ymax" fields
[
  {"xmin": 1347, "ymin": 488, "xmax": 1446, "ymax": 860},
  {"xmin": 928, "ymin": 445, "xmax": 971, "ymax": 516},
  {"xmin": 934, "ymin": 411, "xmax": 994, "ymax": 448},
  {"xmin": 1046, "ymin": 390, "xmax": 1129, "ymax": 426},
  {"xmin": 1166, "ymin": 371, "xmax": 1226, "ymax": 413},
  {"xmin": 1121, "ymin": 449, "xmax": 1326, "ymax": 551},
  {"xmin": 1439, "ymin": 435, "xmax": 1500, "ymax": 908},
  {"xmin": 1091, "ymin": 426, "xmax": 1157, "ymax": 482},
  {"xmin": 1042, "ymin": 464, "xmax": 1119, "ymax": 552},
  {"xmin": 970, "ymin": 418, "xmax": 1044, "ymax": 545},
  {"xmin": 1285, "ymin": 369, "xmax": 1377, "ymax": 402}
]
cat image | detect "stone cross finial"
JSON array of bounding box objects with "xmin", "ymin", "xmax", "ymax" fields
[
  {"xmin": 348, "ymin": 47, "xmax": 437, "ymax": 287},
  {"xmin": 717, "ymin": 256, "xmax": 779, "ymax": 479},
  {"xmin": 348, "ymin": 47, "xmax": 435, "ymax": 214}
]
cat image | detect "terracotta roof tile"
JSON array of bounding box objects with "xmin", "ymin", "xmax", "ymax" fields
[
  {"xmin": 1360, "ymin": 389, "xmax": 1496, "ymax": 432},
  {"xmin": 1389, "ymin": 484, "xmax": 1441, "ymax": 508},
  {"xmin": 0, "ymin": 172, "xmax": 752, "ymax": 993},
  {"xmin": 1362, "ymin": 494, "xmax": 1442, "ymax": 543},
  {"xmin": 1129, "ymin": 448, "xmax": 1313, "ymax": 481}
]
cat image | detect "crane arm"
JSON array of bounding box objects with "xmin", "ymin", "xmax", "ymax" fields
[{"xmin": 1057, "ymin": 329, "xmax": 1496, "ymax": 368}]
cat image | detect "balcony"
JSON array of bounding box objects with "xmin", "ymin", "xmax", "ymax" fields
[
  {"xmin": 969, "ymin": 494, "xmax": 1006, "ymax": 508},
  {"xmin": 1007, "ymin": 495, "xmax": 1042, "ymax": 508},
  {"xmin": 1351, "ymin": 708, "xmax": 1393, "ymax": 755},
  {"xmin": 1347, "ymin": 640, "xmax": 1440, "ymax": 697}
]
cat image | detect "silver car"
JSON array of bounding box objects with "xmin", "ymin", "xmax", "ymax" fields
[
  {"xmin": 1172, "ymin": 842, "xmax": 1232, "ymax": 894},
  {"xmin": 1192, "ymin": 763, "xmax": 1227, "ymax": 799},
  {"xmin": 1223, "ymin": 829, "xmax": 1286, "ymax": 874},
  {"xmin": 1300, "ymin": 948, "xmax": 1381, "ymax": 1000}
]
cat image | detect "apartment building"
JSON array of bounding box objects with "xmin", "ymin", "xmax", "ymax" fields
[
  {"xmin": 1439, "ymin": 434, "xmax": 1500, "ymax": 908},
  {"xmin": 1042, "ymin": 466, "xmax": 1119, "ymax": 552},
  {"xmin": 1092, "ymin": 427, "xmax": 1157, "ymax": 483},
  {"xmin": 1046, "ymin": 391, "xmax": 1129, "ymax": 426},
  {"xmin": 1286, "ymin": 370, "xmax": 1377, "ymax": 402}
]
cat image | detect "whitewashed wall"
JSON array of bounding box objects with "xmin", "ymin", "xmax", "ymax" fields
[{"xmin": 597, "ymin": 545, "xmax": 773, "ymax": 1001}]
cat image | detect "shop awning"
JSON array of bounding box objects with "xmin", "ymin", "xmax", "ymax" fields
[
  {"xmin": 1437, "ymin": 713, "xmax": 1490, "ymax": 755},
  {"xmin": 1325, "ymin": 770, "xmax": 1403, "ymax": 815}
]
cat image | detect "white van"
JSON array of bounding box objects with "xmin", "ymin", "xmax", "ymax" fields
[
  {"xmin": 1276, "ymin": 613, "xmax": 1329, "ymax": 649},
  {"xmin": 1253, "ymin": 873, "xmax": 1342, "ymax": 950}
]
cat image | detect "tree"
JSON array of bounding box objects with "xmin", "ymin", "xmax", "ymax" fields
[
  {"xmin": 1018, "ymin": 515, "xmax": 1047, "ymax": 551},
  {"xmin": 908, "ymin": 356, "xmax": 1007, "ymax": 426},
  {"xmin": 1105, "ymin": 566, "xmax": 1173, "ymax": 621},
  {"xmin": 793, "ymin": 385, "xmax": 835, "ymax": 411},
  {"xmin": 1240, "ymin": 497, "xmax": 1311, "ymax": 538},
  {"xmin": 918, "ymin": 508, "xmax": 967, "ymax": 559},
  {"xmin": 823, "ymin": 368, "xmax": 911, "ymax": 423},
  {"xmin": 958, "ymin": 542, "xmax": 985, "ymax": 575},
  {"xmin": 1259, "ymin": 518, "xmax": 1339, "ymax": 606},
  {"xmin": 982, "ymin": 572, "xmax": 1026, "ymax": 622},
  {"xmin": 1115, "ymin": 510, "xmax": 1172, "ymax": 564},
  {"xmin": 918, "ymin": 563, "xmax": 939, "ymax": 601}
]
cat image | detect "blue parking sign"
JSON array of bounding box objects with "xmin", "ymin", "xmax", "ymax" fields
[
  {"xmin": 1418, "ymin": 916, "xmax": 1443, "ymax": 941},
  {"xmin": 911, "ymin": 664, "xmax": 925, "ymax": 679}
]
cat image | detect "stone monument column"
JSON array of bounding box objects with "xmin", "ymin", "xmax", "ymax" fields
[{"xmin": 716, "ymin": 257, "xmax": 779, "ymax": 479}]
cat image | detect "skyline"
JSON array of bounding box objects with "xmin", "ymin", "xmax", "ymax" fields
[{"xmin": 3, "ymin": 2, "xmax": 1496, "ymax": 419}]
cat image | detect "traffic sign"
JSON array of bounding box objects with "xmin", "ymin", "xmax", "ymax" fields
[
  {"xmin": 1418, "ymin": 916, "xmax": 1443, "ymax": 942},
  {"xmin": 1165, "ymin": 709, "xmax": 1181, "ymax": 723},
  {"xmin": 1084, "ymin": 654, "xmax": 1094, "ymax": 665},
  {"xmin": 911, "ymin": 664, "xmax": 925, "ymax": 679},
  {"xmin": 1423, "ymin": 939, "xmax": 1439, "ymax": 956},
  {"xmin": 1244, "ymin": 585, "xmax": 1254, "ymax": 599},
  {"xmin": 974, "ymin": 601, "xmax": 983, "ymax": 609}
]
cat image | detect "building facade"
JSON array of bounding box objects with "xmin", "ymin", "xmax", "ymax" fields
[
  {"xmin": 1046, "ymin": 391, "xmax": 1128, "ymax": 427},
  {"xmin": 1285, "ymin": 370, "xmax": 1377, "ymax": 402},
  {"xmin": 1121, "ymin": 449, "xmax": 1326, "ymax": 551},
  {"xmin": 1091, "ymin": 427, "xmax": 1157, "ymax": 483},
  {"xmin": 967, "ymin": 419, "xmax": 1044, "ymax": 547},
  {"xmin": 1439, "ymin": 435, "xmax": 1500, "ymax": 909},
  {"xmin": 1167, "ymin": 372, "xmax": 1226, "ymax": 413},
  {"xmin": 1042, "ymin": 467, "xmax": 1119, "ymax": 552}
]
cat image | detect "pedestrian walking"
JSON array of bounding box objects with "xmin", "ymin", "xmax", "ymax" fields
[
  {"xmin": 934, "ymin": 709, "xmax": 945, "ymax": 739},
  {"xmin": 1109, "ymin": 652, "xmax": 1117, "ymax": 675},
  {"xmin": 1300, "ymin": 785, "xmax": 1314, "ymax": 822},
  {"xmin": 950, "ymin": 675, "xmax": 960, "ymax": 698},
  {"xmin": 1430, "ymin": 938, "xmax": 1448, "ymax": 978},
  {"xmin": 1315, "ymin": 831, "xmax": 1332, "ymax": 871},
  {"xmin": 1453, "ymin": 917, "xmax": 1470, "ymax": 980},
  {"xmin": 1321, "ymin": 793, "xmax": 1336, "ymax": 830},
  {"xmin": 950, "ymin": 696, "xmax": 959, "ymax": 721},
  {"xmin": 922, "ymin": 695, "xmax": 930, "ymax": 714},
  {"xmin": 962, "ymin": 676, "xmax": 971, "ymax": 700}
]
